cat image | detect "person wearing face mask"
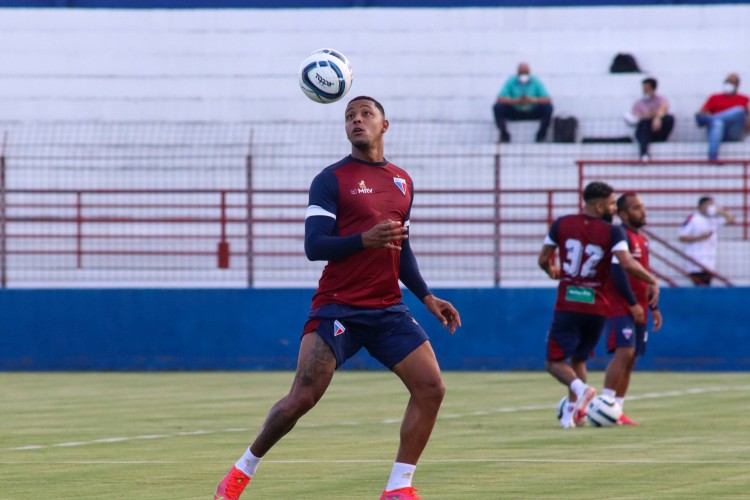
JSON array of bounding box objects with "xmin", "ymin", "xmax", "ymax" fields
[
  {"xmin": 678, "ymin": 196, "xmax": 736, "ymax": 286},
  {"xmin": 695, "ymin": 73, "xmax": 750, "ymax": 161},
  {"xmin": 493, "ymin": 62, "xmax": 553, "ymax": 143},
  {"xmin": 627, "ymin": 77, "xmax": 674, "ymax": 161}
]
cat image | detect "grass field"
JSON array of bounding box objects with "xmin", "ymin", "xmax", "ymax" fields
[{"xmin": 1, "ymin": 371, "xmax": 749, "ymax": 499}]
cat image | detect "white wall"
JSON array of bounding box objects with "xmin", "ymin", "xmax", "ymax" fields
[{"xmin": 1, "ymin": 5, "xmax": 749, "ymax": 128}]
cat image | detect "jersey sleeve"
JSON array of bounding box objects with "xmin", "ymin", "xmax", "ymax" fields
[
  {"xmin": 306, "ymin": 169, "xmax": 338, "ymax": 220},
  {"xmin": 610, "ymin": 224, "xmax": 629, "ymax": 252},
  {"xmin": 543, "ymin": 218, "xmax": 561, "ymax": 246}
]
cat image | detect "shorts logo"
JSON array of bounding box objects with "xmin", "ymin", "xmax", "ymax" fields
[
  {"xmin": 622, "ymin": 327, "xmax": 633, "ymax": 340},
  {"xmin": 333, "ymin": 320, "xmax": 346, "ymax": 336},
  {"xmin": 393, "ymin": 177, "xmax": 407, "ymax": 196}
]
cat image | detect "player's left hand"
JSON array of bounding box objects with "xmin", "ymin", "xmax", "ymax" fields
[
  {"xmin": 423, "ymin": 295, "xmax": 461, "ymax": 334},
  {"xmin": 648, "ymin": 282, "xmax": 659, "ymax": 308},
  {"xmin": 651, "ymin": 308, "xmax": 663, "ymax": 332}
]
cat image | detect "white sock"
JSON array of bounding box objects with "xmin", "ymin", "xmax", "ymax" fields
[
  {"xmin": 616, "ymin": 397, "xmax": 625, "ymax": 409},
  {"xmin": 235, "ymin": 447, "xmax": 263, "ymax": 477},
  {"xmin": 385, "ymin": 462, "xmax": 416, "ymax": 491},
  {"xmin": 603, "ymin": 388, "xmax": 616, "ymax": 398},
  {"xmin": 570, "ymin": 379, "xmax": 587, "ymax": 399}
]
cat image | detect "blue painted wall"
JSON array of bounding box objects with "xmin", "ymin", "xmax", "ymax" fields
[{"xmin": 1, "ymin": 288, "xmax": 748, "ymax": 371}]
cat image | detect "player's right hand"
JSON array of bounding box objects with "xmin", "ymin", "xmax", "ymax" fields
[
  {"xmin": 547, "ymin": 265, "xmax": 561, "ymax": 280},
  {"xmin": 629, "ymin": 304, "xmax": 646, "ymax": 325},
  {"xmin": 361, "ymin": 219, "xmax": 408, "ymax": 250}
]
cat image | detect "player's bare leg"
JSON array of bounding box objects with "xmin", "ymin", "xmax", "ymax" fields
[
  {"xmin": 392, "ymin": 341, "xmax": 445, "ymax": 463},
  {"xmin": 547, "ymin": 359, "xmax": 596, "ymax": 428},
  {"xmin": 380, "ymin": 341, "xmax": 444, "ymax": 498},
  {"xmin": 607, "ymin": 349, "xmax": 639, "ymax": 425},
  {"xmin": 250, "ymin": 332, "xmax": 336, "ymax": 456},
  {"xmin": 214, "ymin": 332, "xmax": 336, "ymax": 500},
  {"xmin": 603, "ymin": 346, "xmax": 635, "ymax": 398}
]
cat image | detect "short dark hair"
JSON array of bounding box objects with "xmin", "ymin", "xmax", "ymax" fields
[
  {"xmin": 583, "ymin": 181, "xmax": 614, "ymax": 202},
  {"xmin": 698, "ymin": 196, "xmax": 713, "ymax": 207},
  {"xmin": 347, "ymin": 96, "xmax": 385, "ymax": 117},
  {"xmin": 642, "ymin": 77, "xmax": 657, "ymax": 90},
  {"xmin": 617, "ymin": 191, "xmax": 638, "ymax": 212}
]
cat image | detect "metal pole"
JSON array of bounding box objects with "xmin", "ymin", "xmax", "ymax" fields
[
  {"xmin": 0, "ymin": 131, "xmax": 7, "ymax": 288},
  {"xmin": 245, "ymin": 129, "xmax": 254, "ymax": 287},
  {"xmin": 493, "ymin": 152, "xmax": 501, "ymax": 286},
  {"xmin": 744, "ymin": 161, "xmax": 748, "ymax": 241}
]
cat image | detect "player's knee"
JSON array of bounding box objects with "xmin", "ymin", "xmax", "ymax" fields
[
  {"xmin": 282, "ymin": 390, "xmax": 320, "ymax": 416},
  {"xmin": 418, "ymin": 377, "xmax": 446, "ymax": 405}
]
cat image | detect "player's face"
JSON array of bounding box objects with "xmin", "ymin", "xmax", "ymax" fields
[
  {"xmin": 345, "ymin": 101, "xmax": 387, "ymax": 148},
  {"xmin": 623, "ymin": 195, "xmax": 646, "ymax": 228},
  {"xmin": 599, "ymin": 193, "xmax": 616, "ymax": 222}
]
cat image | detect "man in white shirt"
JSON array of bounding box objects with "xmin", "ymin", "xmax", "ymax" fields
[{"xmin": 678, "ymin": 196, "xmax": 735, "ymax": 285}]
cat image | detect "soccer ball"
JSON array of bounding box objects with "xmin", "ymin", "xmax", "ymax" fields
[
  {"xmin": 298, "ymin": 48, "xmax": 353, "ymax": 104},
  {"xmin": 586, "ymin": 395, "xmax": 623, "ymax": 427},
  {"xmin": 556, "ymin": 396, "xmax": 568, "ymax": 422}
]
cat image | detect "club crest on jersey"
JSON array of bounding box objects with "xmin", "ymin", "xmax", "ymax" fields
[
  {"xmin": 622, "ymin": 327, "xmax": 633, "ymax": 340},
  {"xmin": 393, "ymin": 177, "xmax": 407, "ymax": 196},
  {"xmin": 333, "ymin": 320, "xmax": 346, "ymax": 336}
]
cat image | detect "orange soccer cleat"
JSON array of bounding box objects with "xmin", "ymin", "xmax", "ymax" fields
[
  {"xmin": 214, "ymin": 466, "xmax": 250, "ymax": 500},
  {"xmin": 573, "ymin": 387, "xmax": 597, "ymax": 426},
  {"xmin": 380, "ymin": 486, "xmax": 423, "ymax": 500},
  {"xmin": 617, "ymin": 413, "xmax": 641, "ymax": 426}
]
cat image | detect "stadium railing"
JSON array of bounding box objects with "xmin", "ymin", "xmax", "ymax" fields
[{"xmin": 0, "ymin": 122, "xmax": 747, "ymax": 287}]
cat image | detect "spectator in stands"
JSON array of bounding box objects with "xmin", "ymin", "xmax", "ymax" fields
[
  {"xmin": 625, "ymin": 77, "xmax": 674, "ymax": 161},
  {"xmin": 493, "ymin": 62, "xmax": 553, "ymax": 143},
  {"xmin": 695, "ymin": 73, "xmax": 750, "ymax": 161},
  {"xmin": 678, "ymin": 196, "xmax": 735, "ymax": 286}
]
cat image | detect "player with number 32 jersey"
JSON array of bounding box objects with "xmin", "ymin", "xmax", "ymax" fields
[{"xmin": 545, "ymin": 213, "xmax": 628, "ymax": 315}]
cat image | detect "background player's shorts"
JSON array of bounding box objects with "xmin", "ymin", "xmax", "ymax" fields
[
  {"xmin": 546, "ymin": 310, "xmax": 606, "ymax": 362},
  {"xmin": 605, "ymin": 314, "xmax": 648, "ymax": 356},
  {"xmin": 302, "ymin": 302, "xmax": 429, "ymax": 370}
]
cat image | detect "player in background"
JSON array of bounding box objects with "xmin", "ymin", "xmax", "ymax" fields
[
  {"xmin": 213, "ymin": 96, "xmax": 461, "ymax": 500},
  {"xmin": 602, "ymin": 193, "xmax": 662, "ymax": 425},
  {"xmin": 538, "ymin": 182, "xmax": 659, "ymax": 428}
]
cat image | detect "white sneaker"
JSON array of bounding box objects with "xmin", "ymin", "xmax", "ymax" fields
[
  {"xmin": 623, "ymin": 112, "xmax": 638, "ymax": 126},
  {"xmin": 560, "ymin": 403, "xmax": 576, "ymax": 429}
]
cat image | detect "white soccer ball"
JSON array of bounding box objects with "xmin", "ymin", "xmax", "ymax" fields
[
  {"xmin": 556, "ymin": 396, "xmax": 568, "ymax": 422},
  {"xmin": 586, "ymin": 395, "xmax": 623, "ymax": 427},
  {"xmin": 298, "ymin": 48, "xmax": 353, "ymax": 104}
]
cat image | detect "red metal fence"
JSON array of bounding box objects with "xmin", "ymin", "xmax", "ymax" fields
[{"xmin": 0, "ymin": 122, "xmax": 748, "ymax": 288}]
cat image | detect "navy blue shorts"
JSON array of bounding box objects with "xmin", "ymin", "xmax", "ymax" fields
[
  {"xmin": 546, "ymin": 310, "xmax": 606, "ymax": 362},
  {"xmin": 302, "ymin": 302, "xmax": 429, "ymax": 370},
  {"xmin": 605, "ymin": 315, "xmax": 647, "ymax": 356}
]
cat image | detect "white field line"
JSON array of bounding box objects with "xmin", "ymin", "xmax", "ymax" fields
[
  {"xmin": 5, "ymin": 385, "xmax": 749, "ymax": 453},
  {"xmin": 2, "ymin": 458, "xmax": 750, "ymax": 465}
]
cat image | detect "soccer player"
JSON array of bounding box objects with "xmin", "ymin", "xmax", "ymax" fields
[
  {"xmin": 602, "ymin": 193, "xmax": 662, "ymax": 425},
  {"xmin": 537, "ymin": 182, "xmax": 659, "ymax": 429},
  {"xmin": 213, "ymin": 96, "xmax": 461, "ymax": 500}
]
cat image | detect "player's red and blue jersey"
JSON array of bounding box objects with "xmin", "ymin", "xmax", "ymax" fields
[
  {"xmin": 608, "ymin": 226, "xmax": 650, "ymax": 316},
  {"xmin": 306, "ymin": 155, "xmax": 414, "ymax": 309},
  {"xmin": 545, "ymin": 214, "xmax": 628, "ymax": 316}
]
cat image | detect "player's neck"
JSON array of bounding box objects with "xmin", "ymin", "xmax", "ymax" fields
[
  {"xmin": 582, "ymin": 206, "xmax": 600, "ymax": 218},
  {"xmin": 351, "ymin": 145, "xmax": 384, "ymax": 164}
]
